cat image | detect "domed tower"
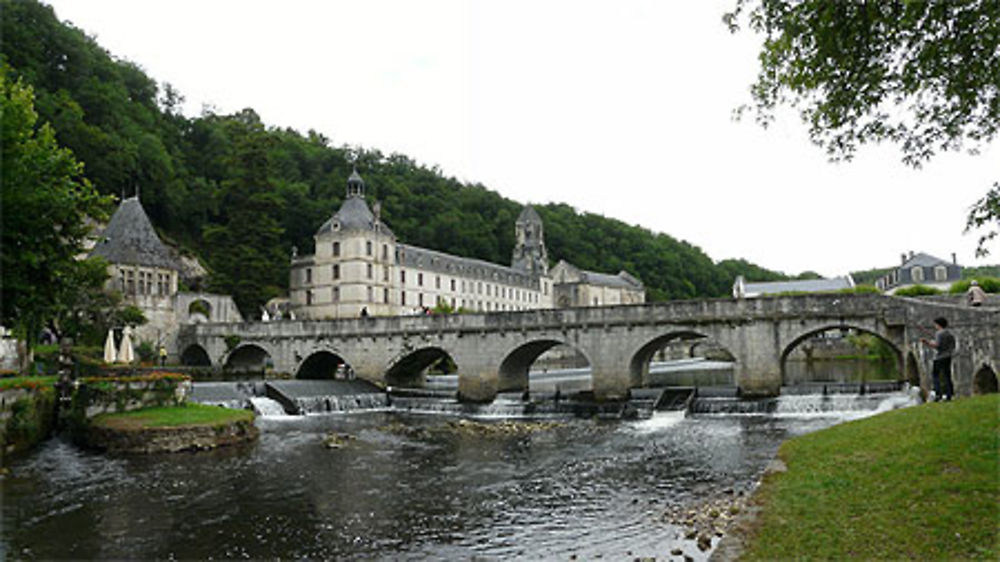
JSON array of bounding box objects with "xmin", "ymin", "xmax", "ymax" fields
[
  {"xmin": 511, "ymin": 205, "xmax": 548, "ymax": 276},
  {"xmin": 290, "ymin": 168, "xmax": 397, "ymax": 319}
]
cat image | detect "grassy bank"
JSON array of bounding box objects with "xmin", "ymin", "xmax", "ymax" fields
[
  {"xmin": 742, "ymin": 395, "xmax": 999, "ymax": 560},
  {"xmin": 92, "ymin": 403, "xmax": 254, "ymax": 430}
]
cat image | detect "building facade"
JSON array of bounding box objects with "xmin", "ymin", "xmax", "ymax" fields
[
  {"xmin": 732, "ymin": 275, "xmax": 855, "ymax": 298},
  {"xmin": 289, "ymin": 171, "xmax": 643, "ymax": 319},
  {"xmin": 89, "ymin": 196, "xmax": 242, "ymax": 355},
  {"xmin": 875, "ymin": 252, "xmax": 963, "ymax": 293},
  {"xmin": 550, "ymin": 260, "xmax": 645, "ymax": 307}
]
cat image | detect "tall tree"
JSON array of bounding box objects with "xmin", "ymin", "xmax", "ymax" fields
[
  {"xmin": 203, "ymin": 110, "xmax": 287, "ymax": 316},
  {"xmin": 726, "ymin": 0, "xmax": 999, "ymax": 253},
  {"xmin": 0, "ymin": 69, "xmax": 111, "ymax": 351}
]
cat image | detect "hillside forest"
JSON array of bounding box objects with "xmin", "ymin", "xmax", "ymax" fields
[{"xmin": 0, "ymin": 1, "xmax": 904, "ymax": 317}]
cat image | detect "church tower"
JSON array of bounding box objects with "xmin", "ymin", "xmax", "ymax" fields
[{"xmin": 511, "ymin": 205, "xmax": 548, "ymax": 275}]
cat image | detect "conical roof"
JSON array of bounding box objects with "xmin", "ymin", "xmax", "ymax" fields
[
  {"xmin": 90, "ymin": 197, "xmax": 180, "ymax": 270},
  {"xmin": 517, "ymin": 205, "xmax": 542, "ymax": 223}
]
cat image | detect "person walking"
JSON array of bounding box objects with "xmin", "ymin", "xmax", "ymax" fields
[
  {"xmin": 967, "ymin": 280, "xmax": 986, "ymax": 307},
  {"xmin": 920, "ymin": 317, "xmax": 956, "ymax": 401}
]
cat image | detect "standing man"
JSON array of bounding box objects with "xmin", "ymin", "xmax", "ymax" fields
[
  {"xmin": 158, "ymin": 345, "xmax": 168, "ymax": 367},
  {"xmin": 967, "ymin": 280, "xmax": 986, "ymax": 307},
  {"xmin": 920, "ymin": 317, "xmax": 956, "ymax": 401}
]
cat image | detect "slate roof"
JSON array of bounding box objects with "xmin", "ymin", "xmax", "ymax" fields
[
  {"xmin": 89, "ymin": 197, "xmax": 180, "ymax": 270},
  {"xmin": 743, "ymin": 276, "xmax": 854, "ymax": 296},
  {"xmin": 552, "ymin": 260, "xmax": 644, "ymax": 289},
  {"xmin": 900, "ymin": 252, "xmax": 952, "ymax": 268},
  {"xmin": 316, "ymin": 197, "xmax": 395, "ymax": 237},
  {"xmin": 517, "ymin": 205, "xmax": 542, "ymax": 223},
  {"xmin": 397, "ymin": 243, "xmax": 540, "ymax": 289}
]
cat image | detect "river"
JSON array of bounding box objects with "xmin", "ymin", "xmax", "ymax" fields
[{"xmin": 1, "ymin": 391, "xmax": 912, "ymax": 560}]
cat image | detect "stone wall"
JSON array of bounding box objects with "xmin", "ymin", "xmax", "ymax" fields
[{"xmin": 86, "ymin": 417, "xmax": 258, "ymax": 454}]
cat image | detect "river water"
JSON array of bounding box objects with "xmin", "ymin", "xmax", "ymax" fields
[{"xmin": 1, "ymin": 393, "xmax": 910, "ymax": 560}]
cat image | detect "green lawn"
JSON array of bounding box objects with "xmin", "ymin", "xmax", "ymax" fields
[
  {"xmin": 743, "ymin": 394, "xmax": 1000, "ymax": 560},
  {"xmin": 92, "ymin": 403, "xmax": 254, "ymax": 429}
]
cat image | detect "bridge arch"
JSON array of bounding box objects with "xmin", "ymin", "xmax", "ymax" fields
[
  {"xmin": 385, "ymin": 346, "xmax": 457, "ymax": 387},
  {"xmin": 296, "ymin": 350, "xmax": 352, "ymax": 379},
  {"xmin": 628, "ymin": 330, "xmax": 726, "ymax": 387},
  {"xmin": 780, "ymin": 325, "xmax": 902, "ymax": 386},
  {"xmin": 180, "ymin": 343, "xmax": 211, "ymax": 367},
  {"xmin": 973, "ymin": 364, "xmax": 998, "ymax": 394},
  {"xmin": 224, "ymin": 343, "xmax": 273, "ymax": 373},
  {"xmin": 498, "ymin": 338, "xmax": 592, "ymax": 394}
]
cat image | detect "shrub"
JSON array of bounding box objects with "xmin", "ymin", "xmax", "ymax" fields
[
  {"xmin": 948, "ymin": 277, "xmax": 1000, "ymax": 294},
  {"xmin": 136, "ymin": 340, "xmax": 156, "ymax": 363},
  {"xmin": 895, "ymin": 284, "xmax": 941, "ymax": 297}
]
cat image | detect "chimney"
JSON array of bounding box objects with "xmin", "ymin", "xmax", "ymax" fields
[
  {"xmin": 952, "ymin": 252, "xmax": 957, "ymax": 265},
  {"xmin": 909, "ymin": 251, "xmax": 914, "ymax": 260},
  {"xmin": 901, "ymin": 253, "xmax": 907, "ymax": 265}
]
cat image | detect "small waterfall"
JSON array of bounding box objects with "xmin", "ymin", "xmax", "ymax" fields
[
  {"xmin": 295, "ymin": 393, "xmax": 389, "ymax": 414},
  {"xmin": 691, "ymin": 390, "xmax": 917, "ymax": 416},
  {"xmin": 249, "ymin": 396, "xmax": 291, "ymax": 417}
]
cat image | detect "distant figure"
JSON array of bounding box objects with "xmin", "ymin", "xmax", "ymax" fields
[
  {"xmin": 920, "ymin": 317, "xmax": 956, "ymax": 401},
  {"xmin": 158, "ymin": 345, "xmax": 167, "ymax": 367},
  {"xmin": 360, "ymin": 307, "xmax": 369, "ymax": 318},
  {"xmin": 967, "ymin": 280, "xmax": 986, "ymax": 307}
]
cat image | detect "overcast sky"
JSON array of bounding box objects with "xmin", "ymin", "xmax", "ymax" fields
[{"xmin": 46, "ymin": 0, "xmax": 998, "ymax": 277}]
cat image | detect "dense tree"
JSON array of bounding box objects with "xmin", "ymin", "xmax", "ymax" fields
[
  {"xmin": 726, "ymin": 0, "xmax": 999, "ymax": 253},
  {"xmin": 0, "ymin": 0, "xmax": 807, "ymax": 316},
  {"xmin": 0, "ymin": 69, "xmax": 112, "ymax": 349}
]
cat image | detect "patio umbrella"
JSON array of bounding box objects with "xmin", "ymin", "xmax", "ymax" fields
[
  {"xmin": 103, "ymin": 329, "xmax": 117, "ymax": 363},
  {"xmin": 118, "ymin": 326, "xmax": 134, "ymax": 364}
]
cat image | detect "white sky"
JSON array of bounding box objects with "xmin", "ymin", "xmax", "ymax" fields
[{"xmin": 47, "ymin": 0, "xmax": 998, "ymax": 277}]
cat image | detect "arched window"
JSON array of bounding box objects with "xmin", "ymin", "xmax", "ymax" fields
[
  {"xmin": 934, "ymin": 265, "xmax": 947, "ymax": 281},
  {"xmin": 911, "ymin": 267, "xmax": 924, "ymax": 283}
]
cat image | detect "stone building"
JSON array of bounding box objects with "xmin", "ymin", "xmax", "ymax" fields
[
  {"xmin": 89, "ymin": 196, "xmax": 242, "ymax": 356},
  {"xmin": 550, "ymin": 260, "xmax": 645, "ymax": 307},
  {"xmin": 875, "ymin": 252, "xmax": 963, "ymax": 293},
  {"xmin": 289, "ymin": 171, "xmax": 644, "ymax": 319}
]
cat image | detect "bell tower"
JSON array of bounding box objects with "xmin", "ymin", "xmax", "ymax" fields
[{"xmin": 511, "ymin": 205, "xmax": 548, "ymax": 275}]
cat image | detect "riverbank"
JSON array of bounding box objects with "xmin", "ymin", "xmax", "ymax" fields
[
  {"xmin": 87, "ymin": 403, "xmax": 257, "ymax": 453},
  {"xmin": 715, "ymin": 394, "xmax": 999, "ymax": 561}
]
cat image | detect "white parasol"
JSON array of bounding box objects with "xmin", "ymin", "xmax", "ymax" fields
[
  {"xmin": 103, "ymin": 329, "xmax": 117, "ymax": 363},
  {"xmin": 117, "ymin": 326, "xmax": 134, "ymax": 364}
]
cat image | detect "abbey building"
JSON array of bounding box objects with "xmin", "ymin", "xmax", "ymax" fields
[{"xmin": 288, "ymin": 171, "xmax": 644, "ymax": 319}]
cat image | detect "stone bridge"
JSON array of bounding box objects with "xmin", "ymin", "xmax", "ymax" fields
[{"xmin": 177, "ymin": 294, "xmax": 999, "ymax": 402}]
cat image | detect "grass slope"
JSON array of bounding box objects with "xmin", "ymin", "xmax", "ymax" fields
[
  {"xmin": 743, "ymin": 395, "xmax": 1000, "ymax": 561},
  {"xmin": 93, "ymin": 403, "xmax": 254, "ymax": 430}
]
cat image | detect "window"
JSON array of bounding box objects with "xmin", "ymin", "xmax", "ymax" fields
[
  {"xmin": 436, "ymin": 276, "xmax": 441, "ymax": 289},
  {"xmin": 333, "ymin": 287, "xmax": 339, "ymax": 302},
  {"xmin": 367, "ymin": 264, "xmax": 373, "ymax": 279},
  {"xmin": 418, "ymin": 273, "xmax": 424, "ymax": 287},
  {"xmin": 934, "ymin": 265, "xmax": 947, "ymax": 281},
  {"xmin": 401, "ymin": 291, "xmax": 407, "ymax": 306},
  {"xmin": 383, "ymin": 267, "xmax": 389, "ymax": 282},
  {"xmin": 367, "ymin": 286, "xmax": 373, "ymax": 302},
  {"xmin": 450, "ymin": 279, "xmax": 456, "ymax": 292},
  {"xmin": 126, "ymin": 271, "xmax": 135, "ymax": 294},
  {"xmin": 138, "ymin": 272, "xmax": 146, "ymax": 295},
  {"xmin": 306, "ymin": 290, "xmax": 313, "ymax": 305},
  {"xmin": 383, "ymin": 244, "xmax": 389, "ymax": 260},
  {"xmin": 333, "ymin": 242, "xmax": 340, "ymax": 257},
  {"xmin": 306, "ymin": 268, "xmax": 313, "ymax": 284},
  {"xmin": 419, "ymin": 293, "xmax": 424, "ymax": 307},
  {"xmin": 366, "ymin": 241, "xmax": 372, "ymax": 256},
  {"xmin": 911, "ymin": 267, "xmax": 925, "ymax": 283},
  {"xmin": 384, "ymin": 288, "xmax": 389, "ymax": 304},
  {"xmin": 333, "ymin": 264, "xmax": 340, "ymax": 280},
  {"xmin": 119, "ymin": 271, "xmax": 126, "ymax": 292},
  {"xmin": 401, "ymin": 270, "xmax": 406, "ymax": 284}
]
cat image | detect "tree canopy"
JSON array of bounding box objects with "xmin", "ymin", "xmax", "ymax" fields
[
  {"xmin": 726, "ymin": 0, "xmax": 999, "ymax": 253},
  {"xmin": 0, "ymin": 67, "xmax": 111, "ymax": 346}
]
